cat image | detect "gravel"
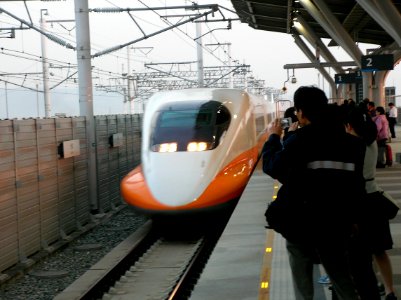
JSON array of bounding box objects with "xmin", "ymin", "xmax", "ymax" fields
[{"xmin": 0, "ymin": 205, "xmax": 148, "ymax": 300}]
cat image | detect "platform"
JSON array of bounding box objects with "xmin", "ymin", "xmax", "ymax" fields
[{"xmin": 191, "ymin": 127, "xmax": 401, "ymax": 300}]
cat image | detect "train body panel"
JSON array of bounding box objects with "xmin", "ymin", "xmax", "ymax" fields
[
  {"xmin": 146, "ymin": 151, "xmax": 216, "ymax": 206},
  {"xmin": 121, "ymin": 88, "xmax": 276, "ymax": 215}
]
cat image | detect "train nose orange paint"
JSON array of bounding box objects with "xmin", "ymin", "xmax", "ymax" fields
[{"xmin": 121, "ymin": 147, "xmax": 259, "ymax": 213}]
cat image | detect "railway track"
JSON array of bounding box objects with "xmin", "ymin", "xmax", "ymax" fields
[{"xmin": 55, "ymin": 208, "xmax": 234, "ymax": 300}]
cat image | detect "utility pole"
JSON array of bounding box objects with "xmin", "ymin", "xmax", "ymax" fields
[
  {"xmin": 5, "ymin": 82, "xmax": 9, "ymax": 119},
  {"xmin": 227, "ymin": 43, "xmax": 233, "ymax": 88},
  {"xmin": 205, "ymin": 42, "xmax": 233, "ymax": 88},
  {"xmin": 36, "ymin": 83, "xmax": 39, "ymax": 118},
  {"xmin": 40, "ymin": 9, "xmax": 51, "ymax": 117},
  {"xmin": 126, "ymin": 46, "xmax": 133, "ymax": 114},
  {"xmin": 74, "ymin": 0, "xmax": 98, "ymax": 212},
  {"xmin": 195, "ymin": 22, "xmax": 204, "ymax": 88}
]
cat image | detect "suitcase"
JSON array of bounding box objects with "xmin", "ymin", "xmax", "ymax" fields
[{"xmin": 386, "ymin": 144, "xmax": 393, "ymax": 166}]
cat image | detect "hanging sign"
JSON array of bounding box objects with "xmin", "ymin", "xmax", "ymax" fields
[
  {"xmin": 334, "ymin": 71, "xmax": 362, "ymax": 84},
  {"xmin": 361, "ymin": 54, "xmax": 394, "ymax": 71}
]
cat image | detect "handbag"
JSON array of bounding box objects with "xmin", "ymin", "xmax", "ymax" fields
[
  {"xmin": 264, "ymin": 197, "xmax": 308, "ymax": 242},
  {"xmin": 367, "ymin": 191, "xmax": 399, "ymax": 220},
  {"xmin": 265, "ymin": 199, "xmax": 287, "ymax": 231}
]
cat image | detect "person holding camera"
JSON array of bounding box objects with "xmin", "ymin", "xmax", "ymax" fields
[
  {"xmin": 282, "ymin": 106, "xmax": 298, "ymax": 135},
  {"xmin": 262, "ymin": 86, "xmax": 375, "ymax": 300}
]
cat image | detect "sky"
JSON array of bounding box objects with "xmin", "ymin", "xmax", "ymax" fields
[{"xmin": 1, "ymin": 0, "xmax": 401, "ymax": 119}]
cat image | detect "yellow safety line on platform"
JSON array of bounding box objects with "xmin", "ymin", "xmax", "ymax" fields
[
  {"xmin": 259, "ymin": 229, "xmax": 275, "ymax": 300},
  {"xmin": 258, "ymin": 180, "xmax": 279, "ymax": 300}
]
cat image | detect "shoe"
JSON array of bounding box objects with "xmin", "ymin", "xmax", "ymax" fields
[
  {"xmin": 385, "ymin": 292, "xmax": 398, "ymax": 300},
  {"xmin": 317, "ymin": 274, "xmax": 331, "ymax": 284}
]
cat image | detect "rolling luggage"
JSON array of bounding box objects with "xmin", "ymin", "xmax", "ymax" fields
[{"xmin": 386, "ymin": 144, "xmax": 393, "ymax": 166}]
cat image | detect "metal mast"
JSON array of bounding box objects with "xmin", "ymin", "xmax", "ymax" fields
[
  {"xmin": 40, "ymin": 9, "xmax": 51, "ymax": 117},
  {"xmin": 74, "ymin": 0, "xmax": 98, "ymax": 211},
  {"xmin": 196, "ymin": 22, "xmax": 204, "ymax": 87}
]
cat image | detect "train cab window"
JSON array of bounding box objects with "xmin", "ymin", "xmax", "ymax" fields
[{"xmin": 151, "ymin": 101, "xmax": 231, "ymax": 152}]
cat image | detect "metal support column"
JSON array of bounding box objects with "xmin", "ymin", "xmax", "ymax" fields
[
  {"xmin": 294, "ymin": 15, "xmax": 343, "ymax": 74},
  {"xmin": 292, "ymin": 34, "xmax": 337, "ymax": 99},
  {"xmin": 356, "ymin": 0, "xmax": 401, "ymax": 46},
  {"xmin": 299, "ymin": 0, "xmax": 362, "ymax": 66},
  {"xmin": 40, "ymin": 9, "xmax": 51, "ymax": 118},
  {"xmin": 363, "ymin": 73, "xmax": 373, "ymax": 102},
  {"xmin": 196, "ymin": 22, "xmax": 204, "ymax": 88},
  {"xmin": 74, "ymin": 0, "xmax": 98, "ymax": 211},
  {"xmin": 126, "ymin": 46, "xmax": 133, "ymax": 114},
  {"xmin": 372, "ymin": 71, "xmax": 386, "ymax": 106}
]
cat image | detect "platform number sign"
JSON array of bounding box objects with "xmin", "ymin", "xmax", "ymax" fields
[
  {"xmin": 361, "ymin": 54, "xmax": 394, "ymax": 71},
  {"xmin": 335, "ymin": 73, "xmax": 355, "ymax": 83},
  {"xmin": 335, "ymin": 71, "xmax": 362, "ymax": 84}
]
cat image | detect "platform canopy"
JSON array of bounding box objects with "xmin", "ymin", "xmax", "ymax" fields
[{"xmin": 229, "ymin": 0, "xmax": 401, "ymax": 47}]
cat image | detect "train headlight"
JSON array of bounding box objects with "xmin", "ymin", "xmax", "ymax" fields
[
  {"xmin": 187, "ymin": 142, "xmax": 209, "ymax": 152},
  {"xmin": 152, "ymin": 143, "xmax": 177, "ymax": 152}
]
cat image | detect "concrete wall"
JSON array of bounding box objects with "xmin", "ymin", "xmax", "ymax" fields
[{"xmin": 0, "ymin": 114, "xmax": 142, "ymax": 273}]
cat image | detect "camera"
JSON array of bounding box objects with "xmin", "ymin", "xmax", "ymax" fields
[{"xmin": 280, "ymin": 117, "xmax": 292, "ymax": 129}]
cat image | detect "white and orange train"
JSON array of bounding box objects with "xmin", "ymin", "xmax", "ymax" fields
[{"xmin": 121, "ymin": 88, "xmax": 277, "ymax": 216}]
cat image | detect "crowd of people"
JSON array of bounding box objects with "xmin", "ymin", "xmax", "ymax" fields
[
  {"xmin": 341, "ymin": 98, "xmax": 397, "ymax": 168},
  {"xmin": 262, "ymin": 86, "xmax": 398, "ymax": 300}
]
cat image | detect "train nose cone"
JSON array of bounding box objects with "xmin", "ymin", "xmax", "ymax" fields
[{"xmin": 146, "ymin": 153, "xmax": 212, "ymax": 207}]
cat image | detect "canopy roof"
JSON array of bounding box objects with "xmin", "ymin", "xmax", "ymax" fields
[{"xmin": 230, "ymin": 0, "xmax": 401, "ymax": 46}]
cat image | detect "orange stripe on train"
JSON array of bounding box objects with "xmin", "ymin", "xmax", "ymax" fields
[{"xmin": 121, "ymin": 147, "xmax": 259, "ymax": 211}]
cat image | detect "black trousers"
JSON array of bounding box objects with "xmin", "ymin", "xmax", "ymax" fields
[
  {"xmin": 348, "ymin": 232, "xmax": 381, "ymax": 300},
  {"xmin": 388, "ymin": 117, "xmax": 397, "ymax": 138}
]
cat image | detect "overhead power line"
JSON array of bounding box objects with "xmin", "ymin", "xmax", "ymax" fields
[
  {"xmin": 92, "ymin": 7, "xmax": 218, "ymax": 58},
  {"xmin": 0, "ymin": 7, "xmax": 75, "ymax": 50}
]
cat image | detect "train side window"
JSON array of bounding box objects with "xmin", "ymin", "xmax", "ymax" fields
[
  {"xmin": 267, "ymin": 112, "xmax": 273, "ymax": 124},
  {"xmin": 255, "ymin": 116, "xmax": 265, "ymax": 133}
]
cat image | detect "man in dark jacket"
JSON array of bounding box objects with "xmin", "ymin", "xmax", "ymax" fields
[{"xmin": 262, "ymin": 86, "xmax": 368, "ymax": 300}]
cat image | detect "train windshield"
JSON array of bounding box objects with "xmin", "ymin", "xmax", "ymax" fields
[{"xmin": 150, "ymin": 100, "xmax": 231, "ymax": 152}]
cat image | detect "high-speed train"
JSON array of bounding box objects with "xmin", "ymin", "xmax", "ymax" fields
[{"xmin": 121, "ymin": 88, "xmax": 276, "ymax": 216}]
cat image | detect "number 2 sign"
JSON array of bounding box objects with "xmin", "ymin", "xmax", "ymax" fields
[{"xmin": 361, "ymin": 54, "xmax": 394, "ymax": 71}]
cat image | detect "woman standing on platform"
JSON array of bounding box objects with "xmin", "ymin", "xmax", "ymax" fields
[
  {"xmin": 346, "ymin": 107, "xmax": 397, "ymax": 300},
  {"xmin": 373, "ymin": 106, "xmax": 389, "ymax": 168}
]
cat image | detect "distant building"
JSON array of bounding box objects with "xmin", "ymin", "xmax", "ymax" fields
[{"xmin": 385, "ymin": 86, "xmax": 396, "ymax": 107}]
